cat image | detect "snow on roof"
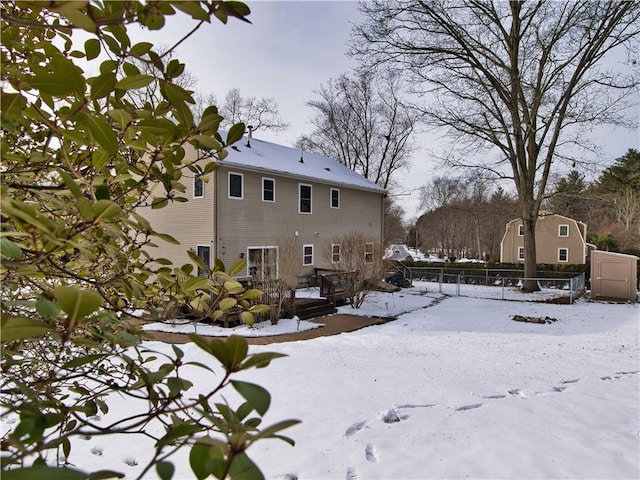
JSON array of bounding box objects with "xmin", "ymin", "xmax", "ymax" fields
[{"xmin": 220, "ymin": 135, "xmax": 386, "ymax": 194}]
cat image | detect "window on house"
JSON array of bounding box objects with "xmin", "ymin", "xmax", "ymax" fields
[
  {"xmin": 193, "ymin": 176, "xmax": 204, "ymax": 198},
  {"xmin": 365, "ymin": 242, "xmax": 374, "ymax": 264},
  {"xmin": 330, "ymin": 188, "xmax": 340, "ymax": 209},
  {"xmin": 518, "ymin": 247, "xmax": 525, "ymax": 260},
  {"xmin": 518, "ymin": 224, "xmax": 524, "ymax": 236},
  {"xmin": 558, "ymin": 224, "xmax": 569, "ymax": 237},
  {"xmin": 262, "ymin": 178, "xmax": 275, "ymax": 202},
  {"xmin": 331, "ymin": 243, "xmax": 340, "ymax": 263},
  {"xmin": 299, "ymin": 184, "xmax": 312, "ymax": 213},
  {"xmin": 558, "ymin": 248, "xmax": 568, "ymax": 262},
  {"xmin": 229, "ymin": 172, "xmax": 243, "ymax": 199},
  {"xmin": 248, "ymin": 247, "xmax": 278, "ymax": 280},
  {"xmin": 303, "ymin": 244, "xmax": 314, "ymax": 266},
  {"xmin": 196, "ymin": 245, "xmax": 211, "ymax": 277}
]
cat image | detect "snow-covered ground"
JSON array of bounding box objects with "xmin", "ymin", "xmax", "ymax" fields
[{"xmin": 21, "ymin": 283, "xmax": 640, "ymax": 479}]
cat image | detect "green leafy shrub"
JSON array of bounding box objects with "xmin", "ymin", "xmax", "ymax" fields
[{"xmin": 1, "ymin": 2, "xmax": 297, "ymax": 478}]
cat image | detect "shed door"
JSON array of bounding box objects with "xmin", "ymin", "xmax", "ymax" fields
[{"xmin": 594, "ymin": 259, "xmax": 630, "ymax": 300}]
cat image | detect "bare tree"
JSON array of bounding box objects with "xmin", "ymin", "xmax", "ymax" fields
[
  {"xmin": 322, "ymin": 232, "xmax": 385, "ymax": 308},
  {"xmin": 384, "ymin": 197, "xmax": 407, "ymax": 244},
  {"xmin": 220, "ymin": 88, "xmax": 289, "ymax": 133},
  {"xmin": 298, "ymin": 69, "xmax": 417, "ymax": 190},
  {"xmin": 352, "ymin": 0, "xmax": 640, "ymax": 291}
]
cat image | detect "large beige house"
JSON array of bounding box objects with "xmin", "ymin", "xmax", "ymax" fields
[
  {"xmin": 140, "ymin": 134, "xmax": 386, "ymax": 280},
  {"xmin": 500, "ymin": 213, "xmax": 588, "ymax": 265}
]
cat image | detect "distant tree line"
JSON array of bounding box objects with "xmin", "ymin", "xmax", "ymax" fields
[{"xmin": 410, "ymin": 148, "xmax": 639, "ymax": 261}]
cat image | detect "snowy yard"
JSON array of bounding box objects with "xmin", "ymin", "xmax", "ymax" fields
[{"xmin": 35, "ymin": 284, "xmax": 640, "ymax": 478}]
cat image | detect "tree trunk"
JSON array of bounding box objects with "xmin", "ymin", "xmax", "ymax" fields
[{"xmin": 522, "ymin": 216, "xmax": 540, "ymax": 292}]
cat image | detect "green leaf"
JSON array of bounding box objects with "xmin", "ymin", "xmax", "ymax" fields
[
  {"xmin": 1, "ymin": 466, "xmax": 89, "ymax": 480},
  {"xmin": 1, "ymin": 93, "xmax": 26, "ymax": 121},
  {"xmin": 226, "ymin": 335, "xmax": 248, "ymax": 367},
  {"xmin": 251, "ymin": 419, "xmax": 301, "ymax": 445},
  {"xmin": 90, "ymin": 72, "xmax": 117, "ymax": 100},
  {"xmin": 240, "ymin": 289, "xmax": 263, "ymax": 301},
  {"xmin": 241, "ymin": 352, "xmax": 287, "ymax": 370},
  {"xmin": 54, "ymin": 286, "xmax": 103, "ymax": 323},
  {"xmin": 228, "ymin": 258, "xmax": 246, "ymax": 276},
  {"xmin": 228, "ymin": 452, "xmax": 264, "ymax": 480},
  {"xmin": 94, "ymin": 185, "xmax": 110, "ymax": 200},
  {"xmin": 154, "ymin": 232, "xmax": 180, "ymax": 245},
  {"xmin": 85, "ymin": 38, "xmax": 101, "ymax": 60},
  {"xmin": 248, "ymin": 304, "xmax": 271, "ymax": 314},
  {"xmin": 0, "ymin": 316, "xmax": 54, "ymax": 343},
  {"xmin": 172, "ymin": 2, "xmax": 211, "ymax": 21},
  {"xmin": 30, "ymin": 72, "xmax": 76, "ymax": 96},
  {"xmin": 93, "ymin": 200, "xmax": 122, "ymax": 222},
  {"xmin": 189, "ymin": 335, "xmax": 231, "ymax": 369},
  {"xmin": 87, "ymin": 470, "xmax": 126, "ymax": 480},
  {"xmin": 151, "ymin": 197, "xmax": 169, "ymax": 209},
  {"xmin": 227, "ymin": 122, "xmax": 245, "ymax": 145},
  {"xmin": 79, "ymin": 113, "xmax": 118, "ymax": 155},
  {"xmin": 155, "ymin": 462, "xmax": 174, "ymax": 480},
  {"xmin": 107, "ymin": 109, "xmax": 132, "ymax": 130},
  {"xmin": 240, "ymin": 311, "xmax": 255, "ymax": 326},
  {"xmin": 189, "ymin": 440, "xmax": 227, "ymax": 480},
  {"xmin": 36, "ymin": 297, "xmax": 60, "ymax": 319},
  {"xmin": 157, "ymin": 423, "xmax": 202, "ymax": 448},
  {"xmin": 130, "ymin": 42, "xmax": 153, "ymax": 57},
  {"xmin": 55, "ymin": 3, "xmax": 97, "ymax": 33},
  {"xmin": 224, "ymin": 280, "xmax": 244, "ymax": 295},
  {"xmin": 115, "ymin": 75, "xmax": 154, "ymax": 91},
  {"xmin": 218, "ymin": 297, "xmax": 237, "ymax": 311},
  {"xmin": 1, "ymin": 237, "xmax": 23, "ymax": 259},
  {"xmin": 62, "ymin": 354, "xmax": 106, "ymax": 369},
  {"xmin": 181, "ymin": 276, "xmax": 213, "ymax": 293}
]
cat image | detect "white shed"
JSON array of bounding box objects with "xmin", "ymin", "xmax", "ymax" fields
[{"xmin": 590, "ymin": 251, "xmax": 639, "ymax": 302}]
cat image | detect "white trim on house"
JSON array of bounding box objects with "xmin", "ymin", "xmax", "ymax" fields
[
  {"xmin": 196, "ymin": 244, "xmax": 211, "ymax": 277},
  {"xmin": 558, "ymin": 224, "xmax": 569, "ymax": 237},
  {"xmin": 193, "ymin": 176, "xmax": 204, "ymax": 199},
  {"xmin": 228, "ymin": 171, "xmax": 244, "ymax": 199},
  {"xmin": 331, "ymin": 243, "xmax": 340, "ymax": 263},
  {"xmin": 299, "ymin": 183, "xmax": 312, "ymax": 214},
  {"xmin": 330, "ymin": 188, "xmax": 340, "ymax": 209},
  {"xmin": 262, "ymin": 177, "xmax": 275, "ymax": 203},
  {"xmin": 558, "ymin": 247, "xmax": 569, "ymax": 262},
  {"xmin": 303, "ymin": 244, "xmax": 314, "ymax": 266}
]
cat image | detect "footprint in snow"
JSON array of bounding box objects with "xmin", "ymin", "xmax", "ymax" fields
[
  {"xmin": 455, "ymin": 403, "xmax": 483, "ymax": 412},
  {"xmin": 90, "ymin": 446, "xmax": 103, "ymax": 456},
  {"xmin": 345, "ymin": 421, "xmax": 367, "ymax": 438},
  {"xmin": 380, "ymin": 408, "xmax": 409, "ymax": 424},
  {"xmin": 346, "ymin": 467, "xmax": 358, "ymax": 480},
  {"xmin": 474, "ymin": 393, "xmax": 507, "ymax": 400},
  {"xmin": 508, "ymin": 389, "xmax": 527, "ymax": 398},
  {"xmin": 365, "ymin": 444, "xmax": 379, "ymax": 463},
  {"xmin": 560, "ymin": 379, "xmax": 580, "ymax": 384}
]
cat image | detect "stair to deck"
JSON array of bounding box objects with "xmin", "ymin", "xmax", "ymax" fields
[{"xmin": 286, "ymin": 298, "xmax": 337, "ymax": 320}]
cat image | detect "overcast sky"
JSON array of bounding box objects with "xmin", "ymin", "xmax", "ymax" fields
[{"xmin": 133, "ymin": 0, "xmax": 639, "ymax": 221}]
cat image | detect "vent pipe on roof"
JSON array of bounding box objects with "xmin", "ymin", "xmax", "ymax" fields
[
  {"xmin": 246, "ymin": 125, "xmax": 253, "ymax": 148},
  {"xmin": 299, "ymin": 149, "xmax": 304, "ymax": 163}
]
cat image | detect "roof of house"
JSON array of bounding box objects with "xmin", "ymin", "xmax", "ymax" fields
[
  {"xmin": 504, "ymin": 212, "xmax": 586, "ymax": 227},
  {"xmin": 219, "ymin": 135, "xmax": 386, "ymax": 194}
]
